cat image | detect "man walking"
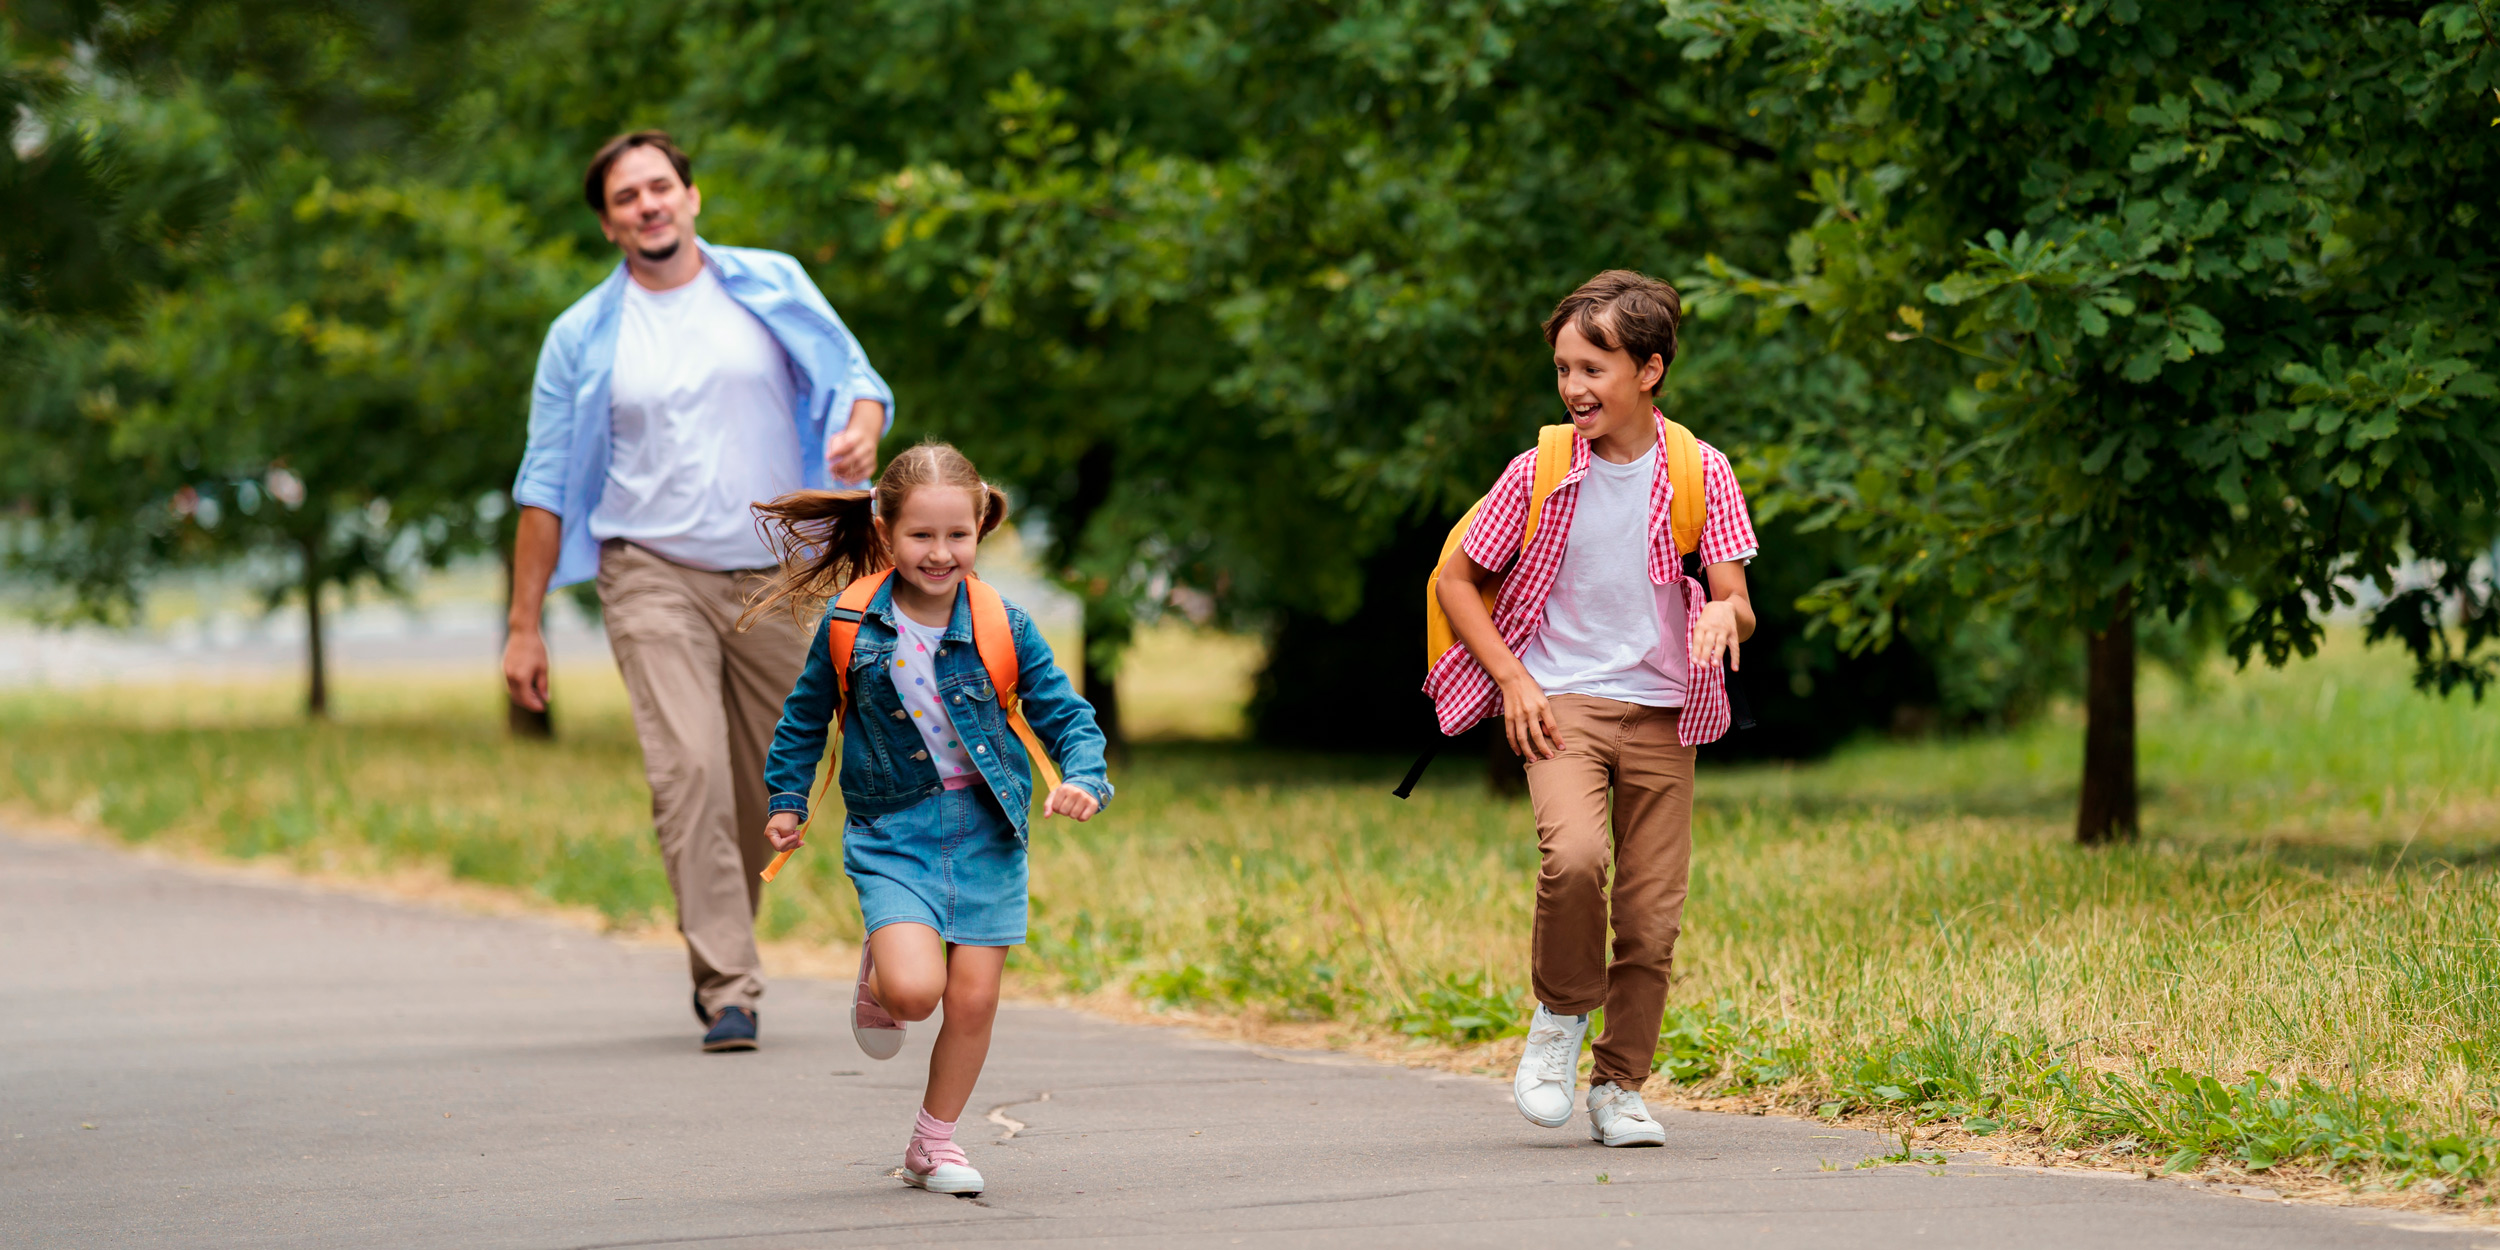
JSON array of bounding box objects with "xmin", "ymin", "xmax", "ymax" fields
[{"xmin": 503, "ymin": 130, "xmax": 893, "ymax": 1052}]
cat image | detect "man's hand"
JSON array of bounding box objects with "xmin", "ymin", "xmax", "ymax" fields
[
  {"xmin": 765, "ymin": 811, "xmax": 805, "ymax": 853},
  {"xmin": 826, "ymin": 398, "xmax": 885, "ymax": 483},
  {"xmin": 1499, "ymin": 674, "xmax": 1562, "ymax": 761},
  {"xmin": 1691, "ymin": 600, "xmax": 1744, "ymax": 673},
  {"xmin": 503, "ymin": 628, "xmax": 549, "ymax": 712},
  {"xmin": 1042, "ymin": 783, "xmax": 1101, "ymax": 822},
  {"xmin": 504, "ymin": 506, "xmax": 560, "ymax": 714}
]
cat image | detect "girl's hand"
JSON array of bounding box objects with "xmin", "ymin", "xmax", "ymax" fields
[
  {"xmin": 1691, "ymin": 600, "xmax": 1744, "ymax": 672},
  {"xmin": 765, "ymin": 811, "xmax": 805, "ymax": 852},
  {"xmin": 1042, "ymin": 783, "xmax": 1101, "ymax": 822},
  {"xmin": 1499, "ymin": 674, "xmax": 1562, "ymax": 761}
]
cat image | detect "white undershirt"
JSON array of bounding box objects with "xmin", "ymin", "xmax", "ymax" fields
[
  {"xmin": 590, "ymin": 265, "xmax": 802, "ymax": 571},
  {"xmin": 888, "ymin": 611, "xmax": 978, "ymax": 783},
  {"xmin": 1518, "ymin": 445, "xmax": 1690, "ymax": 708}
]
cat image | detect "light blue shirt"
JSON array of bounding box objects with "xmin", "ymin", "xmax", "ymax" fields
[{"xmin": 512, "ymin": 239, "xmax": 896, "ymax": 589}]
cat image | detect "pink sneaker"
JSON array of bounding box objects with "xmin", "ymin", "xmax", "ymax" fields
[
  {"xmin": 852, "ymin": 945, "xmax": 905, "ymax": 1060},
  {"xmin": 902, "ymin": 1133, "xmax": 983, "ymax": 1196}
]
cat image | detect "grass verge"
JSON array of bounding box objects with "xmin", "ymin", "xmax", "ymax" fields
[{"xmin": 2, "ymin": 632, "xmax": 2493, "ymax": 1210}]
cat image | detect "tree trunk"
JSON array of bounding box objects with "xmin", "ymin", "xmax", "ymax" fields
[
  {"xmin": 1052, "ymin": 440, "xmax": 1126, "ymax": 762},
  {"xmin": 300, "ymin": 536, "xmax": 328, "ymax": 719},
  {"xmin": 500, "ymin": 545, "xmax": 553, "ymax": 740},
  {"xmin": 2077, "ymin": 586, "xmax": 2138, "ymax": 844},
  {"xmin": 1082, "ymin": 649, "xmax": 1125, "ymax": 764}
]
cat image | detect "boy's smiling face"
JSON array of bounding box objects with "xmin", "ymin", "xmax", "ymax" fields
[{"xmin": 1553, "ymin": 316, "xmax": 1666, "ymax": 459}]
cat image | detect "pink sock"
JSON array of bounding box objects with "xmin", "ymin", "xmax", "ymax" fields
[{"xmin": 908, "ymin": 1108, "xmax": 967, "ymax": 1170}]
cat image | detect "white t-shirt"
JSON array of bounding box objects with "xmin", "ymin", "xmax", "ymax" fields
[
  {"xmin": 887, "ymin": 611, "xmax": 978, "ymax": 785},
  {"xmin": 590, "ymin": 265, "xmax": 802, "ymax": 571},
  {"xmin": 1518, "ymin": 445, "xmax": 1690, "ymax": 708}
]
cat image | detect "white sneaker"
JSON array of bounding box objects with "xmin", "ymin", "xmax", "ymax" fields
[
  {"xmin": 1587, "ymin": 1081, "xmax": 1667, "ymax": 1147},
  {"xmin": 903, "ymin": 1137, "xmax": 984, "ymax": 1196},
  {"xmin": 852, "ymin": 946, "xmax": 905, "ymax": 1061},
  {"xmin": 1512, "ymin": 1005, "xmax": 1589, "ymax": 1128}
]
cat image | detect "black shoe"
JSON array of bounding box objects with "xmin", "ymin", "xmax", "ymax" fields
[{"xmin": 702, "ymin": 1005, "xmax": 758, "ymax": 1052}]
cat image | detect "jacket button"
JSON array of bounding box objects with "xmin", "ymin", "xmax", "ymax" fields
[
  {"xmin": 913, "ymin": 750, "xmax": 929, "ymax": 760},
  {"xmin": 953, "ymin": 695, "xmax": 963, "ymax": 704},
  {"xmin": 975, "ymin": 745, "xmax": 986, "ymax": 753}
]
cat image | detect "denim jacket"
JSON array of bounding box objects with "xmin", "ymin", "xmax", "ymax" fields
[
  {"xmin": 762, "ymin": 577, "xmax": 1112, "ymax": 842},
  {"xmin": 510, "ymin": 239, "xmax": 897, "ymax": 590}
]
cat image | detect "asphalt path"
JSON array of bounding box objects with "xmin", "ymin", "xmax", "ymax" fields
[{"xmin": 3, "ymin": 831, "xmax": 2483, "ymax": 1249}]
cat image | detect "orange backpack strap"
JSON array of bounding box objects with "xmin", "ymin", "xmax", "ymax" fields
[
  {"xmin": 1660, "ymin": 419, "xmax": 1707, "ymax": 557},
  {"xmin": 773, "ymin": 567, "xmax": 893, "ymax": 858},
  {"xmin": 822, "ymin": 567, "xmax": 893, "ymax": 709},
  {"xmin": 964, "ymin": 575, "xmax": 1065, "ymax": 794}
]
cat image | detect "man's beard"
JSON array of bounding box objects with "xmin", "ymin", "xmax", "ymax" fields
[{"xmin": 636, "ymin": 238, "xmax": 682, "ymax": 263}]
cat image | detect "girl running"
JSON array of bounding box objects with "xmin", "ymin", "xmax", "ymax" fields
[{"xmin": 748, "ymin": 442, "xmax": 1112, "ymax": 1198}]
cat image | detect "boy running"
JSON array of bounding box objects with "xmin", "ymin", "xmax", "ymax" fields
[{"xmin": 1429, "ymin": 270, "xmax": 1758, "ymax": 1148}]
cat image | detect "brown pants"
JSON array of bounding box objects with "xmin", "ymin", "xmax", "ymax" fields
[
  {"xmin": 597, "ymin": 540, "xmax": 808, "ymax": 1022},
  {"xmin": 1524, "ymin": 694, "xmax": 1697, "ymax": 1092}
]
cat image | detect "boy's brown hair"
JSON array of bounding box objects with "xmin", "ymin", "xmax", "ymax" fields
[
  {"xmin": 1542, "ymin": 270, "xmax": 1683, "ymax": 394},
  {"xmin": 583, "ymin": 130, "xmax": 695, "ymax": 215}
]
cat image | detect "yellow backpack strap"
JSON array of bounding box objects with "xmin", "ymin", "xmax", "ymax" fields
[
  {"xmin": 965, "ymin": 575, "xmax": 1064, "ymax": 794},
  {"xmin": 1660, "ymin": 419, "xmax": 1706, "ymax": 558},
  {"xmin": 1522, "ymin": 423, "xmax": 1577, "ymax": 549}
]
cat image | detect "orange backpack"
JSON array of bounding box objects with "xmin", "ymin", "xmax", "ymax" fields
[{"xmin": 823, "ymin": 568, "xmax": 1063, "ymax": 793}]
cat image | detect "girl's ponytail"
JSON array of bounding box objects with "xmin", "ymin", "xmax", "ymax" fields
[
  {"xmin": 977, "ymin": 483, "xmax": 1010, "ymax": 538},
  {"xmin": 741, "ymin": 489, "xmax": 883, "ymax": 628}
]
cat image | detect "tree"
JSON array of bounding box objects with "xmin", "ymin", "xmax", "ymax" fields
[
  {"xmin": 87, "ymin": 166, "xmax": 586, "ymax": 713},
  {"xmin": 1666, "ymin": 0, "xmax": 2500, "ymax": 840},
  {"xmin": 4, "ymin": 0, "xmax": 578, "ymax": 715},
  {"xmin": 803, "ymin": 3, "xmax": 1814, "ymax": 744}
]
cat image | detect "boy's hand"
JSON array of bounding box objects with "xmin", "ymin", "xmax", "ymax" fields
[
  {"xmin": 1042, "ymin": 783, "xmax": 1101, "ymax": 822},
  {"xmin": 1499, "ymin": 675, "xmax": 1562, "ymax": 762},
  {"xmin": 1692, "ymin": 601, "xmax": 1744, "ymax": 672},
  {"xmin": 765, "ymin": 811, "xmax": 805, "ymax": 853}
]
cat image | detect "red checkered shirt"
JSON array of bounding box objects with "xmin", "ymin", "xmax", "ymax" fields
[{"xmin": 1423, "ymin": 410, "xmax": 1760, "ymax": 746}]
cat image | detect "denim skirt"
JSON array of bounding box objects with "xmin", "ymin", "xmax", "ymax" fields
[{"xmin": 842, "ymin": 786, "xmax": 1028, "ymax": 947}]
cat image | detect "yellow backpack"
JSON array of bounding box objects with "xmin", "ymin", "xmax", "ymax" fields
[{"xmin": 1422, "ymin": 419, "xmax": 1711, "ymax": 672}]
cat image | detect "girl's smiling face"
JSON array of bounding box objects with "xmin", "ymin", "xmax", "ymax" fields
[
  {"xmin": 1553, "ymin": 317, "xmax": 1666, "ymax": 454},
  {"xmin": 876, "ymin": 484, "xmax": 983, "ymax": 625}
]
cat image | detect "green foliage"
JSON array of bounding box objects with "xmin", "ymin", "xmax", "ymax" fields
[
  {"xmin": 1131, "ymin": 905, "xmax": 1344, "ymax": 1020},
  {"xmin": 1653, "ymin": 998, "xmax": 1811, "ymax": 1087},
  {"xmin": 1667, "ymin": 0, "xmax": 2500, "ymax": 699},
  {"xmin": 4, "ymin": 0, "xmax": 578, "ymax": 709},
  {"xmin": 1391, "ymin": 973, "xmax": 1527, "ymax": 1044}
]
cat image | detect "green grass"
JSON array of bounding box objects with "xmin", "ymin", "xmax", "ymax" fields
[{"xmin": 2, "ymin": 632, "xmax": 2495, "ymax": 1200}]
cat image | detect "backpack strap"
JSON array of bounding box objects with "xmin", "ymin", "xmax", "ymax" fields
[
  {"xmin": 1660, "ymin": 418, "xmax": 1707, "ymax": 557},
  {"xmin": 1401, "ymin": 423, "xmax": 1579, "ymax": 800},
  {"xmin": 823, "ymin": 567, "xmax": 893, "ymax": 710},
  {"xmin": 1654, "ymin": 422, "xmax": 1757, "ymax": 732},
  {"xmin": 964, "ymin": 575, "xmax": 1066, "ymax": 794},
  {"xmin": 760, "ymin": 567, "xmax": 893, "ymax": 883},
  {"xmin": 1521, "ymin": 423, "xmax": 1577, "ymax": 549}
]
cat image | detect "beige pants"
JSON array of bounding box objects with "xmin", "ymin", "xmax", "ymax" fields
[
  {"xmin": 597, "ymin": 540, "xmax": 808, "ymax": 1022},
  {"xmin": 1524, "ymin": 694, "xmax": 1697, "ymax": 1092}
]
